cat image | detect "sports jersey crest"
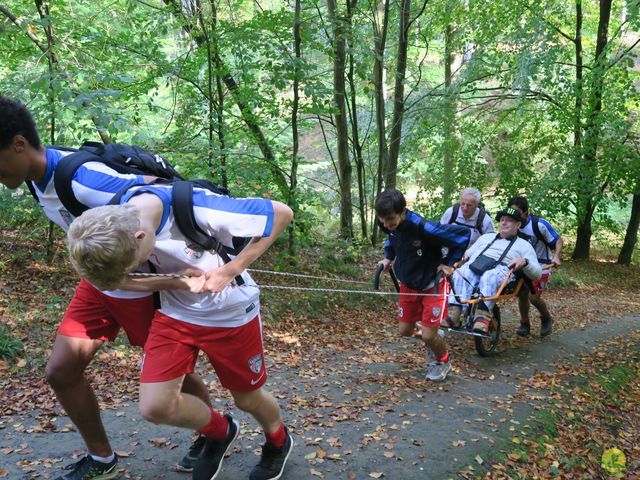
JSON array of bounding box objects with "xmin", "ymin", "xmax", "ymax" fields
[
  {"xmin": 248, "ymin": 354, "xmax": 263, "ymax": 374},
  {"xmin": 58, "ymin": 208, "xmax": 74, "ymax": 227},
  {"xmin": 183, "ymin": 246, "xmax": 204, "ymax": 260}
]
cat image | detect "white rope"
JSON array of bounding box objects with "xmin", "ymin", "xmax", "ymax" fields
[
  {"xmin": 247, "ymin": 268, "xmax": 371, "ymax": 285},
  {"xmin": 128, "ymin": 272, "xmax": 473, "ymax": 298}
]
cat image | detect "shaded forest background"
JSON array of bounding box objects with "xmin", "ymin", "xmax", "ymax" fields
[{"xmin": 0, "ymin": 0, "xmax": 639, "ymax": 263}]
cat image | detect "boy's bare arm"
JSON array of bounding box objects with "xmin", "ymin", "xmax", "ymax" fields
[{"xmin": 204, "ymin": 201, "xmax": 293, "ymax": 292}]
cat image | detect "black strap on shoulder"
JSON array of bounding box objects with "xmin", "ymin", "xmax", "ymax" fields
[
  {"xmin": 475, "ymin": 233, "xmax": 516, "ymax": 265},
  {"xmin": 25, "ymin": 181, "xmax": 39, "ymax": 202},
  {"xmin": 476, "ymin": 206, "xmax": 486, "ymax": 234},
  {"xmin": 171, "ymin": 181, "xmax": 245, "ymax": 286},
  {"xmin": 531, "ymin": 216, "xmax": 552, "ymax": 249},
  {"xmin": 53, "ymin": 150, "xmax": 143, "ymax": 217},
  {"xmin": 448, "ymin": 204, "xmax": 460, "ymax": 224}
]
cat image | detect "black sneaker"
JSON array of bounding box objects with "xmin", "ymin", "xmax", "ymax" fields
[
  {"xmin": 192, "ymin": 414, "xmax": 239, "ymax": 480},
  {"xmin": 540, "ymin": 317, "xmax": 553, "ymax": 337},
  {"xmin": 173, "ymin": 434, "xmax": 206, "ymax": 472},
  {"xmin": 55, "ymin": 454, "xmax": 119, "ymax": 480},
  {"xmin": 516, "ymin": 322, "xmax": 531, "ymax": 337},
  {"xmin": 249, "ymin": 428, "xmax": 294, "ymax": 480}
]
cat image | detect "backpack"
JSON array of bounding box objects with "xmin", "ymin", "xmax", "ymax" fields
[
  {"xmin": 27, "ymin": 142, "xmax": 246, "ymax": 285},
  {"xmin": 447, "ymin": 202, "xmax": 488, "ymax": 234},
  {"xmin": 530, "ymin": 215, "xmax": 552, "ymax": 250}
]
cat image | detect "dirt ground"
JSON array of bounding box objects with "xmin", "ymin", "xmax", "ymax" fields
[{"xmin": 1, "ymin": 313, "xmax": 638, "ymax": 480}]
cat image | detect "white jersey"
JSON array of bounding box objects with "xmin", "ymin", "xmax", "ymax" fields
[
  {"xmin": 441, "ymin": 205, "xmax": 495, "ymax": 246},
  {"xmin": 120, "ymin": 184, "xmax": 275, "ymax": 328},
  {"xmin": 30, "ymin": 148, "xmax": 150, "ymax": 299}
]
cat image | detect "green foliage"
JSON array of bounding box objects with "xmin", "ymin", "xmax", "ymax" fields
[{"xmin": 0, "ymin": 323, "xmax": 24, "ymax": 361}]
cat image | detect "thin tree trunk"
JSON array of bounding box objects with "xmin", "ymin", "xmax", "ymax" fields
[
  {"xmin": 371, "ymin": 0, "xmax": 389, "ymax": 244},
  {"xmin": 346, "ymin": 0, "xmax": 367, "ymax": 239},
  {"xmin": 386, "ymin": 0, "xmax": 411, "ymax": 190},
  {"xmin": 572, "ymin": 0, "xmax": 612, "ymax": 260},
  {"xmin": 442, "ymin": 22, "xmax": 458, "ymax": 208},
  {"xmin": 327, "ymin": 0, "xmax": 353, "ymax": 239},
  {"xmin": 618, "ymin": 192, "xmax": 640, "ymax": 265},
  {"xmin": 288, "ymin": 0, "xmax": 302, "ymax": 254},
  {"xmin": 195, "ymin": 0, "xmax": 215, "ymax": 169},
  {"xmin": 210, "ymin": 0, "xmax": 228, "ymax": 188}
]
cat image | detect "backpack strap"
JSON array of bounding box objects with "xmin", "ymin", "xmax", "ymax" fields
[
  {"xmin": 448, "ymin": 204, "xmax": 460, "ymax": 224},
  {"xmin": 54, "ymin": 150, "xmax": 144, "ymax": 217},
  {"xmin": 531, "ymin": 216, "xmax": 552, "ymax": 250},
  {"xmin": 171, "ymin": 181, "xmax": 245, "ymax": 286},
  {"xmin": 476, "ymin": 204, "xmax": 486, "ymax": 234},
  {"xmin": 475, "ymin": 233, "xmax": 516, "ymax": 265}
]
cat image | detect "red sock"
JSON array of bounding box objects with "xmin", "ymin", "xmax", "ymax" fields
[
  {"xmin": 437, "ymin": 350, "xmax": 450, "ymax": 363},
  {"xmin": 264, "ymin": 422, "xmax": 286, "ymax": 447},
  {"xmin": 197, "ymin": 408, "xmax": 229, "ymax": 440}
]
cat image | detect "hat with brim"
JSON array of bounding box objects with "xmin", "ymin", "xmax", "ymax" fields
[{"xmin": 495, "ymin": 207, "xmax": 522, "ymax": 223}]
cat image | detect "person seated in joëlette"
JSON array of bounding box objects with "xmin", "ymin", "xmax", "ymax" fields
[{"xmin": 443, "ymin": 207, "xmax": 542, "ymax": 334}]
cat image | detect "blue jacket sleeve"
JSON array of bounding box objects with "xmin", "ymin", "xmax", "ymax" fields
[
  {"xmin": 383, "ymin": 238, "xmax": 396, "ymax": 260},
  {"xmin": 423, "ymin": 221, "xmax": 470, "ymax": 265}
]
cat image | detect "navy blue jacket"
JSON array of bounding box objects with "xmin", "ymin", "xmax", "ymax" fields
[{"xmin": 382, "ymin": 210, "xmax": 470, "ymax": 291}]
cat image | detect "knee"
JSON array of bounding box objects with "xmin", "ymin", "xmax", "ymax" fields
[
  {"xmin": 233, "ymin": 390, "xmax": 263, "ymax": 413},
  {"xmin": 44, "ymin": 360, "xmax": 83, "ymax": 390},
  {"xmin": 140, "ymin": 396, "xmax": 177, "ymax": 424},
  {"xmin": 398, "ymin": 324, "xmax": 414, "ymax": 337},
  {"xmin": 421, "ymin": 327, "xmax": 439, "ymax": 343}
]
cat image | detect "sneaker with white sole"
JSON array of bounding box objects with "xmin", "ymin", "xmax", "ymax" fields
[
  {"xmin": 192, "ymin": 415, "xmax": 239, "ymax": 480},
  {"xmin": 249, "ymin": 428, "xmax": 294, "ymax": 480},
  {"xmin": 425, "ymin": 360, "xmax": 452, "ymax": 382},
  {"xmin": 55, "ymin": 454, "xmax": 119, "ymax": 480},
  {"xmin": 174, "ymin": 434, "xmax": 206, "ymax": 472}
]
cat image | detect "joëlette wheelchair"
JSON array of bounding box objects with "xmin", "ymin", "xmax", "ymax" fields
[{"xmin": 374, "ymin": 263, "xmax": 555, "ymax": 357}]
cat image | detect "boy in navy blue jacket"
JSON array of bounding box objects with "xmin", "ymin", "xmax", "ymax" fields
[{"xmin": 376, "ymin": 189, "xmax": 470, "ymax": 382}]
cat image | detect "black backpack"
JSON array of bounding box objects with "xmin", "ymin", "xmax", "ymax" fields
[
  {"xmin": 26, "ymin": 142, "xmax": 246, "ymax": 285},
  {"xmin": 447, "ymin": 202, "xmax": 489, "ymax": 234},
  {"xmin": 529, "ymin": 215, "xmax": 552, "ymax": 250}
]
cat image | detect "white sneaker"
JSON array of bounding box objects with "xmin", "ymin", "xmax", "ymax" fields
[{"xmin": 425, "ymin": 360, "xmax": 452, "ymax": 382}]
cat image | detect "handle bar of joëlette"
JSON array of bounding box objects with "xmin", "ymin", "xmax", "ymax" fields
[
  {"xmin": 458, "ymin": 261, "xmax": 557, "ymax": 305},
  {"xmin": 373, "ymin": 264, "xmax": 400, "ymax": 293}
]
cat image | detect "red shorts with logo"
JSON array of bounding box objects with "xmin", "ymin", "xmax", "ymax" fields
[
  {"xmin": 531, "ymin": 271, "xmax": 551, "ymax": 295},
  {"xmin": 398, "ymin": 279, "xmax": 449, "ymax": 328},
  {"xmin": 57, "ymin": 280, "xmax": 154, "ymax": 347},
  {"xmin": 140, "ymin": 312, "xmax": 267, "ymax": 392}
]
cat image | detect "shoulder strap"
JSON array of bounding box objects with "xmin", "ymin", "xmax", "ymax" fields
[
  {"xmin": 25, "ymin": 181, "xmax": 39, "ymax": 202},
  {"xmin": 531, "ymin": 216, "xmax": 552, "ymax": 249},
  {"xmin": 476, "ymin": 206, "xmax": 486, "ymax": 234},
  {"xmin": 171, "ymin": 181, "xmax": 245, "ymax": 286},
  {"xmin": 54, "ymin": 150, "xmax": 143, "ymax": 217},
  {"xmin": 475, "ymin": 233, "xmax": 501, "ymax": 257},
  {"xmin": 448, "ymin": 204, "xmax": 460, "ymax": 224},
  {"xmin": 495, "ymin": 236, "xmax": 517, "ymax": 265}
]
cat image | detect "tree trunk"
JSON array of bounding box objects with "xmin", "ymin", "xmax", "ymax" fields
[
  {"xmin": 371, "ymin": 0, "xmax": 389, "ymax": 244},
  {"xmin": 572, "ymin": 0, "xmax": 612, "ymax": 260},
  {"xmin": 195, "ymin": 0, "xmax": 216, "ymax": 170},
  {"xmin": 442, "ymin": 22, "xmax": 458, "ymax": 208},
  {"xmin": 618, "ymin": 192, "xmax": 640, "ymax": 264},
  {"xmin": 346, "ymin": 0, "xmax": 367, "ymax": 239},
  {"xmin": 385, "ymin": 0, "xmax": 411, "ymax": 190},
  {"xmin": 288, "ymin": 0, "xmax": 302, "ymax": 254},
  {"xmin": 327, "ymin": 0, "xmax": 353, "ymax": 239},
  {"xmin": 210, "ymin": 0, "xmax": 228, "ymax": 188}
]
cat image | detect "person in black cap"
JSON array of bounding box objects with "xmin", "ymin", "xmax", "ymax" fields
[{"xmin": 443, "ymin": 207, "xmax": 542, "ymax": 333}]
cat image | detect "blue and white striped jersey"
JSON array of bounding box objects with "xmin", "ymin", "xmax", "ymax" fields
[
  {"xmin": 30, "ymin": 148, "xmax": 148, "ymax": 299},
  {"xmin": 519, "ymin": 216, "xmax": 560, "ymax": 263},
  {"xmin": 120, "ymin": 184, "xmax": 275, "ymax": 328}
]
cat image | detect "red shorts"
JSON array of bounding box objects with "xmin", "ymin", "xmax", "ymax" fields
[
  {"xmin": 140, "ymin": 312, "xmax": 267, "ymax": 392},
  {"xmin": 57, "ymin": 280, "xmax": 154, "ymax": 347},
  {"xmin": 531, "ymin": 271, "xmax": 551, "ymax": 295},
  {"xmin": 398, "ymin": 280, "xmax": 449, "ymax": 328}
]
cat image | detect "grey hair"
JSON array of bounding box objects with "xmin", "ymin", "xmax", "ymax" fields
[{"xmin": 461, "ymin": 187, "xmax": 481, "ymax": 203}]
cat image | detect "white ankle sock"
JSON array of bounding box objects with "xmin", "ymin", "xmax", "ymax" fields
[{"xmin": 90, "ymin": 453, "xmax": 115, "ymax": 464}]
